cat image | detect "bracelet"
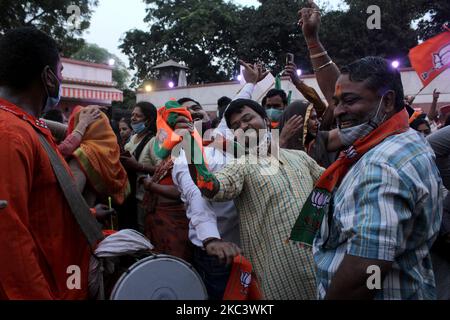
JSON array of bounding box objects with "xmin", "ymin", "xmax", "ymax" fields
[
  {"xmin": 203, "ymin": 238, "xmax": 222, "ymax": 248},
  {"xmin": 73, "ymin": 129, "xmax": 84, "ymax": 137},
  {"xmin": 310, "ymin": 51, "xmax": 328, "ymax": 59},
  {"xmin": 313, "ymin": 60, "xmax": 334, "ymax": 73},
  {"xmin": 307, "ymin": 41, "xmax": 319, "ymax": 50}
]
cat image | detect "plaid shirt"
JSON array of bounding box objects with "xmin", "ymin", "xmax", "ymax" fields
[
  {"xmin": 313, "ymin": 129, "xmax": 443, "ymax": 300},
  {"xmin": 212, "ymin": 148, "xmax": 325, "ymax": 300}
]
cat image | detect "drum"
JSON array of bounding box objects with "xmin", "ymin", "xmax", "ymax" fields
[{"xmin": 110, "ymin": 254, "xmax": 207, "ymax": 300}]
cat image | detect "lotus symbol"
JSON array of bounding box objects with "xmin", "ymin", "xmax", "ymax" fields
[
  {"xmin": 240, "ymin": 272, "xmax": 252, "ymax": 289},
  {"xmin": 422, "ymin": 43, "xmax": 450, "ymax": 80},
  {"xmin": 157, "ymin": 128, "xmax": 168, "ymax": 144},
  {"xmin": 311, "ymin": 191, "xmax": 330, "ymax": 210},
  {"xmin": 344, "ymin": 146, "xmax": 358, "ymax": 159}
]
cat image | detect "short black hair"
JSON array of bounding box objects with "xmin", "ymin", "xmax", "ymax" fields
[
  {"xmin": 341, "ymin": 56, "xmax": 405, "ymax": 112},
  {"xmin": 261, "ymin": 96, "xmax": 267, "ymax": 107},
  {"xmin": 135, "ymin": 101, "xmax": 157, "ymax": 134},
  {"xmin": 265, "ymin": 89, "xmax": 288, "ymax": 106},
  {"xmin": 0, "ymin": 27, "xmax": 60, "ymax": 90},
  {"xmin": 119, "ymin": 117, "xmax": 132, "ymax": 130},
  {"xmin": 224, "ymin": 99, "xmax": 267, "ymax": 128},
  {"xmin": 218, "ymin": 96, "xmax": 232, "ymax": 109},
  {"xmin": 42, "ymin": 109, "xmax": 64, "ymax": 123},
  {"xmin": 178, "ymin": 97, "xmax": 202, "ymax": 108},
  {"xmin": 410, "ymin": 113, "xmax": 430, "ymax": 131},
  {"xmin": 217, "ymin": 96, "xmax": 232, "ymax": 118}
]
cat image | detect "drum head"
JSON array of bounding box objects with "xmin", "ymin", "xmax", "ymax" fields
[{"xmin": 110, "ymin": 254, "xmax": 207, "ymax": 300}]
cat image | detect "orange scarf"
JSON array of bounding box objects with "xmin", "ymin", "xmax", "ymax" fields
[{"xmin": 68, "ymin": 106, "xmax": 130, "ymax": 205}]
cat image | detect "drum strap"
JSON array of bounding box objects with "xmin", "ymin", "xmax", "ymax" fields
[{"xmin": 37, "ymin": 133, "xmax": 104, "ymax": 248}]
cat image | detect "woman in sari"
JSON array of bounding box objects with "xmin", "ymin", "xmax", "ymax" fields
[
  {"xmin": 141, "ymin": 157, "xmax": 192, "ymax": 263},
  {"xmin": 119, "ymin": 102, "xmax": 158, "ymax": 231},
  {"xmin": 279, "ymin": 100, "xmax": 336, "ymax": 168}
]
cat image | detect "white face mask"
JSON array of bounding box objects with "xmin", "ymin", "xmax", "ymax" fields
[
  {"xmin": 42, "ymin": 69, "xmax": 62, "ymax": 114},
  {"xmin": 338, "ymin": 94, "xmax": 387, "ymax": 147}
]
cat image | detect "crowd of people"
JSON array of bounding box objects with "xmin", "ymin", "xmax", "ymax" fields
[{"xmin": 0, "ymin": 0, "xmax": 449, "ymax": 300}]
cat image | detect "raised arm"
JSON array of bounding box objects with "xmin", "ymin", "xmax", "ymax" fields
[
  {"xmin": 299, "ymin": 0, "xmax": 340, "ymax": 108},
  {"xmin": 428, "ymin": 89, "xmax": 440, "ymax": 122}
]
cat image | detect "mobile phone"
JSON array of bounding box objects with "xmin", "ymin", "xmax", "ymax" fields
[{"xmin": 286, "ymin": 53, "xmax": 294, "ymax": 65}]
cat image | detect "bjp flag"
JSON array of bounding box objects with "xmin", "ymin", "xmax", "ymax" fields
[{"xmin": 409, "ymin": 29, "xmax": 450, "ymax": 87}]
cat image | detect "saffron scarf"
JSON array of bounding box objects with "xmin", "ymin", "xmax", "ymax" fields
[
  {"xmin": 290, "ymin": 109, "xmax": 410, "ymax": 246},
  {"xmin": 154, "ymin": 101, "xmax": 217, "ymax": 193},
  {"xmin": 223, "ymin": 255, "xmax": 263, "ymax": 300},
  {"xmin": 67, "ymin": 106, "xmax": 130, "ymax": 205}
]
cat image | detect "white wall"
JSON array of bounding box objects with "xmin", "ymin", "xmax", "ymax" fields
[
  {"xmin": 137, "ymin": 68, "xmax": 450, "ymax": 112},
  {"xmin": 62, "ymin": 62, "xmax": 113, "ymax": 83}
]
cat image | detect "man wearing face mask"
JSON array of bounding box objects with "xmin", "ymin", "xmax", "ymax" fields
[
  {"xmin": 264, "ymin": 89, "xmax": 288, "ymax": 129},
  {"xmin": 173, "ymin": 96, "xmax": 324, "ymax": 300},
  {"xmin": 0, "ymin": 27, "xmax": 95, "ymax": 299},
  {"xmin": 291, "ymin": 1, "xmax": 443, "ymax": 300}
]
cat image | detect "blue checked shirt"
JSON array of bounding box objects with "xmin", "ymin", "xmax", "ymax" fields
[{"xmin": 313, "ymin": 129, "xmax": 443, "ymax": 300}]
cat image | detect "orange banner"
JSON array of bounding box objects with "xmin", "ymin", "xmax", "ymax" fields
[{"xmin": 409, "ymin": 30, "xmax": 450, "ymax": 87}]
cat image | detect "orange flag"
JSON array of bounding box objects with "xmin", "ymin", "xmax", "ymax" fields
[
  {"xmin": 409, "ymin": 28, "xmax": 450, "ymax": 87},
  {"xmin": 223, "ymin": 255, "xmax": 263, "ymax": 300}
]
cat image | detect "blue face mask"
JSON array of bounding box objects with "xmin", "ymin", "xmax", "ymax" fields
[
  {"xmin": 131, "ymin": 122, "xmax": 147, "ymax": 134},
  {"xmin": 266, "ymin": 108, "xmax": 283, "ymax": 122},
  {"xmin": 42, "ymin": 70, "xmax": 62, "ymax": 114}
]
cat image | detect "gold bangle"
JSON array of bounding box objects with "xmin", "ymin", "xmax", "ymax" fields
[
  {"xmin": 313, "ymin": 60, "xmax": 334, "ymax": 73},
  {"xmin": 310, "ymin": 51, "xmax": 327, "ymax": 59}
]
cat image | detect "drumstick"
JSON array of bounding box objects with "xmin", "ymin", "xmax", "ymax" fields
[{"xmin": 108, "ymin": 196, "xmax": 114, "ymax": 230}]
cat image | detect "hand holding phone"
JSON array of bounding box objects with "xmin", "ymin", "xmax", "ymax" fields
[{"xmin": 286, "ymin": 53, "xmax": 295, "ymax": 65}]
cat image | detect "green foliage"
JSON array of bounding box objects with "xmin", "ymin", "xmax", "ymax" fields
[
  {"xmin": 112, "ymin": 89, "xmax": 136, "ymax": 112},
  {"xmin": 416, "ymin": 0, "xmax": 450, "ymax": 41},
  {"xmin": 120, "ymin": 0, "xmax": 448, "ymax": 84},
  {"xmin": 120, "ymin": 0, "xmax": 241, "ymax": 87},
  {"xmin": 0, "ymin": 0, "xmax": 98, "ymax": 57}
]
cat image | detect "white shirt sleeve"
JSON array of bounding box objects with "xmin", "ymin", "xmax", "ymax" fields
[{"xmin": 172, "ymin": 152, "xmax": 221, "ymax": 247}]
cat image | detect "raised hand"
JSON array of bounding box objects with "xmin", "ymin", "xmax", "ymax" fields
[
  {"xmin": 298, "ymin": 0, "xmax": 321, "ymax": 41},
  {"xmin": 433, "ymin": 89, "xmax": 441, "ymax": 101},
  {"xmin": 76, "ymin": 106, "xmax": 102, "ymax": 134},
  {"xmin": 280, "ymin": 115, "xmax": 304, "ymax": 148},
  {"xmin": 284, "ymin": 62, "xmax": 302, "ymax": 86},
  {"xmin": 239, "ymin": 60, "xmax": 270, "ymax": 84}
]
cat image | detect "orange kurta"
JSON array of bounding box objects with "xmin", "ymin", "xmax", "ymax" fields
[{"xmin": 0, "ymin": 99, "xmax": 91, "ymax": 300}]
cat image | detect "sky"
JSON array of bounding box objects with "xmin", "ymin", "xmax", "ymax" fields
[{"xmin": 84, "ymin": 0, "xmax": 344, "ymax": 68}]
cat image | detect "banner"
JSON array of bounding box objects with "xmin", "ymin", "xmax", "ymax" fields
[{"xmin": 409, "ymin": 29, "xmax": 450, "ymax": 87}]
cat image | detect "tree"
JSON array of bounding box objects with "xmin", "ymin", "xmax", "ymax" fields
[
  {"xmin": 120, "ymin": 0, "xmax": 241, "ymax": 86},
  {"xmin": 416, "ymin": 0, "xmax": 450, "ymax": 41},
  {"xmin": 234, "ymin": 0, "xmax": 309, "ymax": 76},
  {"xmin": 71, "ymin": 43, "xmax": 130, "ymax": 90},
  {"xmin": 0, "ymin": 0, "xmax": 98, "ymax": 56},
  {"xmin": 310, "ymin": 0, "xmax": 427, "ymax": 68},
  {"xmin": 120, "ymin": 0, "xmax": 448, "ymax": 84}
]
